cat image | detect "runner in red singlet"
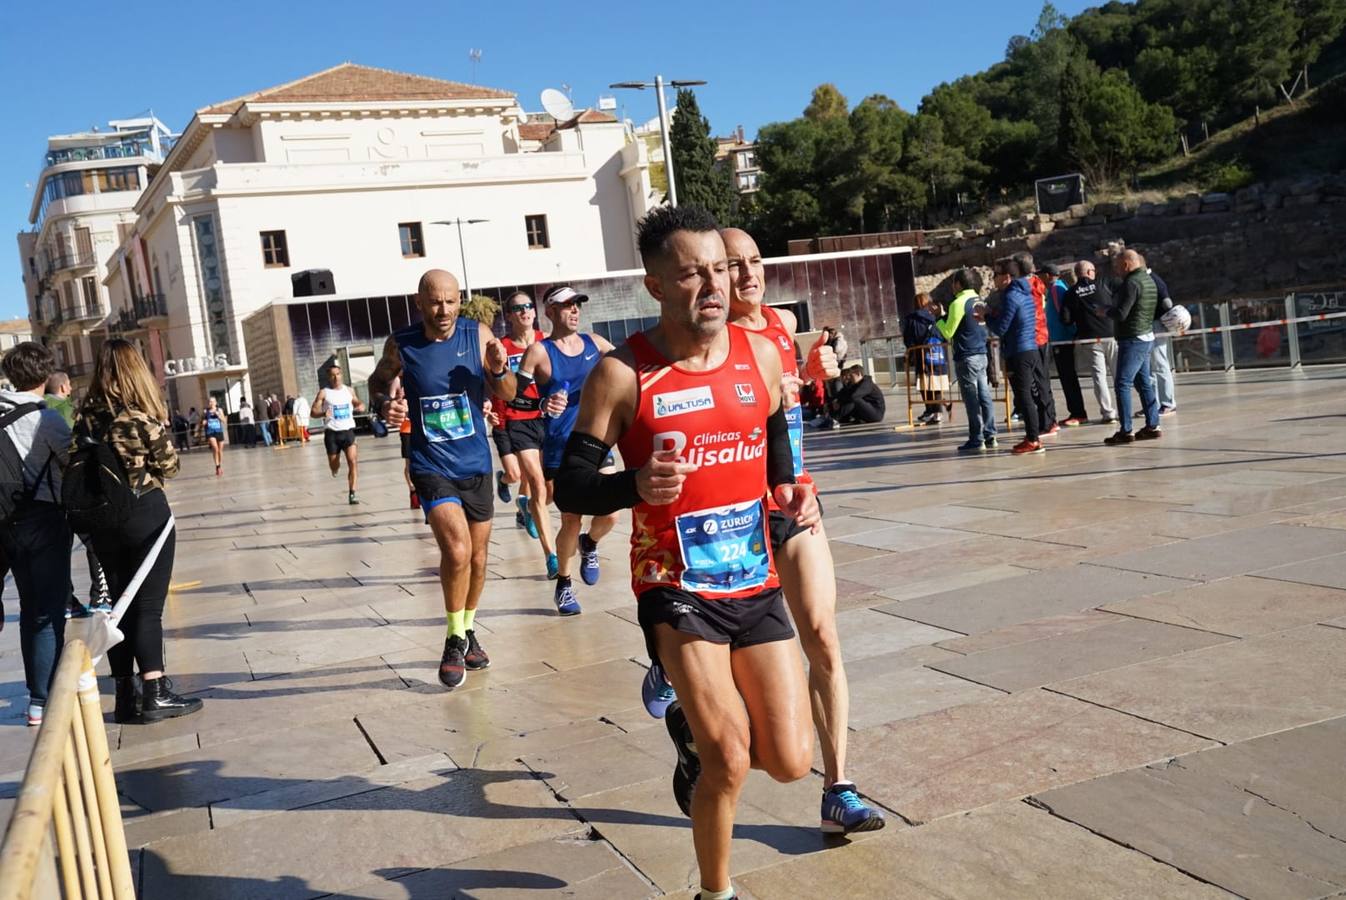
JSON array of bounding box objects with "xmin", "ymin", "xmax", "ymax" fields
[
  {"xmin": 492, "ymin": 291, "xmax": 550, "ymax": 547},
  {"xmin": 725, "ymin": 227, "xmax": 884, "ymax": 834},
  {"xmin": 554, "ymin": 206, "xmax": 816, "ymax": 900}
]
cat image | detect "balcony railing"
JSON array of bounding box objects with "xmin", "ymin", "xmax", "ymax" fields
[
  {"xmin": 134, "ymin": 293, "xmax": 168, "ymax": 323},
  {"xmin": 108, "ymin": 307, "xmax": 144, "ymax": 335},
  {"xmin": 53, "ymin": 300, "xmax": 104, "ymax": 326},
  {"xmin": 44, "ymin": 138, "xmax": 160, "ymax": 167},
  {"xmin": 45, "ymin": 251, "xmax": 96, "ymax": 276}
]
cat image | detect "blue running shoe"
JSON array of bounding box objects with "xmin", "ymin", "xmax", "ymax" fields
[
  {"xmin": 666, "ymin": 702, "xmax": 700, "ymax": 817},
  {"xmin": 820, "ymin": 782, "xmax": 886, "ymax": 834},
  {"xmin": 578, "ymin": 533, "xmax": 600, "ymax": 585},
  {"xmin": 518, "ymin": 497, "xmax": 539, "ymax": 539},
  {"xmin": 515, "ymin": 509, "xmax": 527, "ymax": 530},
  {"xmin": 545, "ymin": 552, "xmax": 559, "ymax": 580},
  {"xmin": 496, "ymin": 471, "xmax": 511, "ymax": 504},
  {"xmin": 641, "ymin": 662, "xmax": 677, "ymax": 719},
  {"xmin": 553, "ymin": 578, "xmax": 582, "ymax": 616}
]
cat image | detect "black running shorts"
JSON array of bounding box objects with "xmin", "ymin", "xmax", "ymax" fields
[
  {"xmin": 768, "ymin": 496, "xmax": 825, "ymax": 551},
  {"xmin": 637, "ymin": 586, "xmax": 794, "ymax": 667},
  {"xmin": 491, "ymin": 427, "xmax": 512, "ymax": 459},
  {"xmin": 324, "ymin": 428, "xmax": 355, "ymax": 455},
  {"xmin": 410, "ymin": 471, "xmax": 494, "ymax": 524},
  {"xmin": 506, "ymin": 417, "xmax": 545, "ymax": 453}
]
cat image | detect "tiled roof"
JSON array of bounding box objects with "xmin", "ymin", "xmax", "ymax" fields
[
  {"xmin": 518, "ymin": 123, "xmax": 555, "ymax": 141},
  {"xmin": 558, "ymin": 109, "xmax": 619, "ymax": 128},
  {"xmin": 199, "ymin": 63, "xmax": 515, "ymax": 115}
]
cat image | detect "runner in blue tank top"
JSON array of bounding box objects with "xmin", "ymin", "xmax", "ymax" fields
[
  {"xmin": 370, "ymin": 269, "xmax": 514, "ymax": 690},
  {"xmin": 514, "ymin": 285, "xmax": 619, "ymax": 615}
]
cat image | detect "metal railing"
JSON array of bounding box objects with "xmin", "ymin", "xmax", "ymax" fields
[
  {"xmin": 901, "ymin": 341, "xmax": 1013, "ymax": 429},
  {"xmin": 44, "ymin": 253, "xmax": 95, "ymax": 277},
  {"xmin": 0, "ymin": 640, "xmax": 135, "ymax": 900},
  {"xmin": 133, "ymin": 295, "xmax": 167, "ymax": 323},
  {"xmin": 53, "ymin": 302, "xmax": 103, "ymax": 327}
]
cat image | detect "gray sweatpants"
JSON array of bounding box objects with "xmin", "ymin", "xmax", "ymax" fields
[{"xmin": 1075, "ymin": 338, "xmax": 1117, "ymax": 421}]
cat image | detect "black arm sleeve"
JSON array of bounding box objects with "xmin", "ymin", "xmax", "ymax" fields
[
  {"xmin": 553, "ymin": 432, "xmax": 641, "ymax": 516},
  {"xmin": 506, "ymin": 373, "xmax": 541, "ymax": 412},
  {"xmin": 766, "ymin": 405, "xmax": 795, "ymax": 490}
]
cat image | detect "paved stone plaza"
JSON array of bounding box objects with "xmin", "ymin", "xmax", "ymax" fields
[{"xmin": 4, "ymin": 366, "xmax": 1346, "ymax": 898}]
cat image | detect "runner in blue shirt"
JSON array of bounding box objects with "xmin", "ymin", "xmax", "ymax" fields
[
  {"xmin": 370, "ymin": 269, "xmax": 513, "ymax": 689},
  {"xmin": 515, "ymin": 286, "xmax": 618, "ymax": 615}
]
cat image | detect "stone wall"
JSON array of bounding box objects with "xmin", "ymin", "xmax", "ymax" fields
[{"xmin": 914, "ymin": 174, "xmax": 1346, "ymax": 305}]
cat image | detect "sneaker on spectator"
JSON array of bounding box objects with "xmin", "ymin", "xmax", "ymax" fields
[
  {"xmin": 1041, "ymin": 423, "xmax": 1060, "ymax": 437},
  {"xmin": 1104, "ymin": 430, "xmax": 1135, "ymax": 445},
  {"xmin": 1136, "ymin": 425, "xmax": 1163, "ymax": 440},
  {"xmin": 1011, "ymin": 439, "xmax": 1045, "ymax": 455},
  {"xmin": 984, "ymin": 436, "xmax": 999, "ymax": 451},
  {"xmin": 957, "ymin": 440, "xmax": 985, "ymax": 454},
  {"xmin": 1062, "ymin": 417, "xmax": 1088, "ymax": 427},
  {"xmin": 26, "ymin": 704, "xmax": 43, "ymax": 727},
  {"xmin": 1159, "ymin": 406, "xmax": 1177, "ymax": 416}
]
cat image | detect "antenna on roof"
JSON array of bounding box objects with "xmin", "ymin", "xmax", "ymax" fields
[
  {"xmin": 541, "ymin": 88, "xmax": 575, "ymax": 122},
  {"xmin": 468, "ymin": 48, "xmax": 482, "ymax": 81}
]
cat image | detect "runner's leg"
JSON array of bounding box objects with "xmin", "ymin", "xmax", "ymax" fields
[
  {"xmin": 585, "ymin": 513, "xmax": 617, "ymax": 544},
  {"xmin": 555, "ymin": 511, "xmax": 582, "ymax": 578},
  {"xmin": 518, "ymin": 450, "xmax": 554, "ymax": 555},
  {"xmin": 327, "ymin": 452, "xmax": 341, "ymax": 476},
  {"xmin": 426, "ymin": 501, "xmax": 473, "ymax": 619},
  {"xmin": 344, "ymin": 443, "xmax": 358, "ymax": 493},
  {"xmin": 657, "ymin": 626, "xmax": 811, "ymax": 895},
  {"xmin": 465, "ymin": 518, "xmax": 491, "ymax": 615},
  {"xmin": 499, "ymin": 451, "xmax": 521, "ymax": 488},
  {"xmin": 776, "ymin": 523, "xmax": 847, "ymax": 785}
]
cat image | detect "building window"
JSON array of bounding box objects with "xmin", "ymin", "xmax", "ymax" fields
[
  {"xmin": 81, "ymin": 276, "xmax": 98, "ymax": 312},
  {"xmin": 737, "ymin": 172, "xmax": 760, "ymax": 191},
  {"xmin": 525, "ymin": 214, "xmax": 550, "ymax": 250},
  {"xmin": 260, "ymin": 230, "xmax": 289, "ymax": 268},
  {"xmin": 737, "ymin": 150, "xmax": 755, "ymax": 171},
  {"xmin": 398, "ymin": 222, "xmax": 425, "ymax": 258}
]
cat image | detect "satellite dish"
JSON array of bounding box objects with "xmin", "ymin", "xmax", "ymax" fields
[{"xmin": 541, "ymin": 88, "xmax": 575, "ymax": 122}]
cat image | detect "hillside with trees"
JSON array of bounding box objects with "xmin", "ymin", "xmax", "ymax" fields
[{"xmin": 708, "ymin": 0, "xmax": 1346, "ymax": 253}]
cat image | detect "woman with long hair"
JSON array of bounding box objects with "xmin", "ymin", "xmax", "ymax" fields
[
  {"xmin": 200, "ymin": 395, "xmax": 226, "ymax": 476},
  {"xmin": 74, "ymin": 339, "xmax": 202, "ymax": 724}
]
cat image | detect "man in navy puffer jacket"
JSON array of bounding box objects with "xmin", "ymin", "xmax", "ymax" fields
[{"xmin": 987, "ymin": 256, "xmax": 1053, "ymax": 454}]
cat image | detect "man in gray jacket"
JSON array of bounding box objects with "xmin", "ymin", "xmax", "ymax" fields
[{"xmin": 0, "ymin": 342, "xmax": 72, "ymax": 726}]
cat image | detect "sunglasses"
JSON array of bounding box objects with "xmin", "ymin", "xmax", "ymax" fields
[{"xmin": 508, "ymin": 304, "xmax": 534, "ymax": 313}]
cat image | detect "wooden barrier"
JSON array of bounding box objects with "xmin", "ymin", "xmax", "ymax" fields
[
  {"xmin": 903, "ymin": 341, "xmax": 1014, "ymax": 430},
  {"xmin": 0, "ymin": 641, "xmax": 135, "ymax": 900}
]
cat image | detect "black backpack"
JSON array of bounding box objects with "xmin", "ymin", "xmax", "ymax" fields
[
  {"xmin": 0, "ymin": 403, "xmax": 53, "ymax": 528},
  {"xmin": 63, "ymin": 417, "xmax": 137, "ymax": 534}
]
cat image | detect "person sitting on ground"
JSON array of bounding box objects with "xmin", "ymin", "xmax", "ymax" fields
[{"xmin": 828, "ymin": 365, "xmax": 886, "ymax": 427}]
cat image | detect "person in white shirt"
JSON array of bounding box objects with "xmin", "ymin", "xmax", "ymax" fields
[
  {"xmin": 238, "ymin": 400, "xmax": 257, "ymax": 448},
  {"xmin": 291, "ymin": 392, "xmax": 311, "ymax": 443},
  {"xmin": 311, "ymin": 363, "xmax": 365, "ymax": 505}
]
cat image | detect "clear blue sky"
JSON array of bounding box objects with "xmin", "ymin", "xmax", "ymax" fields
[{"xmin": 0, "ymin": 0, "xmax": 1096, "ymax": 320}]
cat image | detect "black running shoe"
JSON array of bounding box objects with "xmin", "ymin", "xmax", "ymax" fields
[
  {"xmin": 439, "ymin": 635, "xmax": 467, "ymax": 689},
  {"xmin": 666, "ymin": 701, "xmax": 701, "ymax": 817},
  {"xmin": 464, "ymin": 629, "xmax": 490, "ymax": 670}
]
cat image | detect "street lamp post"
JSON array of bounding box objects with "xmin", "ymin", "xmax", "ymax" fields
[
  {"xmin": 609, "ymin": 76, "xmax": 707, "ymax": 207},
  {"xmin": 431, "ymin": 218, "xmax": 489, "ymax": 300}
]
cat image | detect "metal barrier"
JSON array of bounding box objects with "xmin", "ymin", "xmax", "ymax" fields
[
  {"xmin": 0, "ymin": 640, "xmax": 135, "ymax": 900},
  {"xmin": 901, "ymin": 341, "xmax": 1014, "ymax": 429}
]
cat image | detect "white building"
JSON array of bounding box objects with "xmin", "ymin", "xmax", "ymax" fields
[
  {"xmin": 15, "ymin": 116, "xmax": 176, "ymax": 391},
  {"xmin": 101, "ymin": 63, "xmax": 654, "ymax": 412}
]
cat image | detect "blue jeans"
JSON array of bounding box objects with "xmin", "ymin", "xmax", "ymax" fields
[
  {"xmin": 955, "ymin": 354, "xmax": 996, "ymax": 442},
  {"xmin": 1115, "ymin": 339, "xmax": 1160, "ymax": 431},
  {"xmin": 2, "ymin": 502, "xmax": 72, "ymax": 706}
]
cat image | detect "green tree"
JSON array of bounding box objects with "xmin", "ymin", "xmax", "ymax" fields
[
  {"xmin": 1066, "ymin": 69, "xmax": 1176, "ymax": 185},
  {"xmin": 461, "ymin": 294, "xmax": 500, "ymax": 325},
  {"xmin": 668, "ymin": 88, "xmax": 736, "ymax": 222},
  {"xmin": 804, "ymin": 83, "xmax": 849, "ymax": 121}
]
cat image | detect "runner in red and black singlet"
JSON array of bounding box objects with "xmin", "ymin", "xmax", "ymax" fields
[
  {"xmin": 492, "ymin": 291, "xmax": 548, "ymax": 545},
  {"xmin": 723, "ymin": 227, "xmax": 885, "ymax": 836},
  {"xmin": 552, "ymin": 206, "xmax": 817, "ymax": 900}
]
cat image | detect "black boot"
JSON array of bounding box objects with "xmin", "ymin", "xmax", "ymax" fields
[
  {"xmin": 113, "ymin": 676, "xmax": 141, "ymax": 724},
  {"xmin": 140, "ymin": 677, "xmax": 203, "ymax": 722}
]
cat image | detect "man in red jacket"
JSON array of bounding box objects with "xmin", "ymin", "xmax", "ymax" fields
[{"xmin": 1015, "ymin": 251, "xmax": 1058, "ymax": 435}]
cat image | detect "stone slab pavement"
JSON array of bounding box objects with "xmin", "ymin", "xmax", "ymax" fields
[{"xmin": 1, "ymin": 366, "xmax": 1345, "ymax": 897}]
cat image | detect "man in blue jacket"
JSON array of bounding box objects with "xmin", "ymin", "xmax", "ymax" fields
[
  {"xmin": 987, "ymin": 257, "xmax": 1051, "ymax": 455},
  {"xmin": 936, "ymin": 268, "xmax": 997, "ymax": 453}
]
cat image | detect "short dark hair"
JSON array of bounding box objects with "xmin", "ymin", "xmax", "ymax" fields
[
  {"xmin": 951, "ymin": 267, "xmax": 978, "ymax": 292},
  {"xmin": 2, "ymin": 342, "xmax": 55, "ymax": 392},
  {"xmin": 636, "ymin": 204, "xmax": 721, "ymax": 267},
  {"xmin": 1011, "ymin": 251, "xmax": 1035, "ymax": 278}
]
